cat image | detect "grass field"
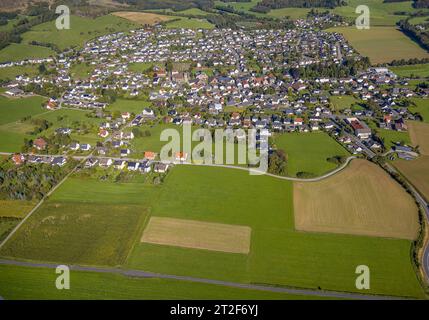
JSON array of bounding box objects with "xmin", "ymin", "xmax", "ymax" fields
[
  {"xmin": 408, "ymin": 120, "xmax": 429, "ymax": 155},
  {"xmin": 165, "ymin": 17, "xmax": 214, "ymax": 29},
  {"xmin": 273, "ymin": 132, "xmax": 350, "ymax": 177},
  {"xmin": 21, "ymin": 15, "xmax": 137, "ymax": 51},
  {"xmin": 267, "ymin": 7, "xmax": 311, "ymax": 20},
  {"xmin": 0, "ymin": 65, "xmax": 39, "ymax": 81},
  {"xmin": 0, "ymin": 200, "xmax": 36, "ymax": 218},
  {"xmin": 368, "ymin": 120, "xmax": 412, "ymax": 150},
  {"xmin": 69, "ymin": 62, "xmax": 95, "ymax": 80},
  {"xmin": 0, "ymin": 96, "xmax": 46, "ymax": 125},
  {"xmin": 294, "ymin": 159, "xmax": 419, "ymax": 239},
  {"xmin": 0, "ymin": 165, "xmax": 425, "ymax": 298},
  {"xmin": 410, "ymin": 98, "xmax": 429, "ymax": 123},
  {"xmin": 106, "ymin": 98, "xmax": 152, "ymax": 114},
  {"xmin": 394, "ymin": 155, "xmax": 429, "ymax": 202},
  {"xmin": 328, "ymin": 26, "xmax": 429, "ymax": 64},
  {"xmin": 0, "ymin": 264, "xmax": 326, "ymax": 300},
  {"xmin": 391, "ymin": 64, "xmax": 429, "ymax": 78},
  {"xmin": 0, "ymin": 43, "xmax": 55, "ymax": 63},
  {"xmin": 330, "ymin": 95, "xmax": 359, "ymax": 111}
]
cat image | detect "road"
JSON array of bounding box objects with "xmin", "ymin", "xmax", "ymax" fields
[{"xmin": 0, "ymin": 259, "xmax": 405, "ymax": 300}]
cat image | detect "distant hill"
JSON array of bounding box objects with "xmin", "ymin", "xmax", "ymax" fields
[
  {"xmin": 113, "ymin": 0, "xmax": 214, "ymax": 11},
  {"xmin": 0, "ymin": 0, "xmax": 54, "ymax": 12},
  {"xmin": 251, "ymin": 0, "xmax": 345, "ymax": 13}
]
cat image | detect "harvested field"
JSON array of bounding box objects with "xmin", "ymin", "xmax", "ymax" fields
[
  {"xmin": 395, "ymin": 156, "xmax": 429, "ymax": 202},
  {"xmin": 294, "ymin": 159, "xmax": 419, "ymax": 240},
  {"xmin": 112, "ymin": 11, "xmax": 173, "ymax": 25},
  {"xmin": 407, "ymin": 120, "xmax": 429, "ymax": 155},
  {"xmin": 141, "ymin": 217, "xmax": 251, "ymax": 254}
]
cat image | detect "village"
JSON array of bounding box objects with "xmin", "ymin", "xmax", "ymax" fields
[{"xmin": 1, "ymin": 18, "xmax": 425, "ymax": 174}]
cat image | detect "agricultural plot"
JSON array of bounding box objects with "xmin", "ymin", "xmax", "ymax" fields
[
  {"xmin": 21, "ymin": 15, "xmax": 138, "ymax": 51},
  {"xmin": 391, "ymin": 64, "xmax": 429, "ymax": 79},
  {"xmin": 394, "ymin": 156, "xmax": 429, "ymax": 202},
  {"xmin": 267, "ymin": 8, "xmax": 311, "ymax": 20},
  {"xmin": 0, "ymin": 65, "xmax": 39, "ymax": 82},
  {"xmin": 0, "ymin": 43, "xmax": 55, "ymax": 63},
  {"xmin": 408, "ymin": 120, "xmax": 429, "ymax": 155},
  {"xmin": 0, "ymin": 165, "xmax": 425, "ymax": 297},
  {"xmin": 328, "ymin": 26, "xmax": 429, "ymax": 64},
  {"xmin": 112, "ymin": 11, "xmax": 174, "ymax": 25},
  {"xmin": 294, "ymin": 159, "xmax": 419, "ymax": 240},
  {"xmin": 273, "ymin": 132, "xmax": 349, "ymax": 177},
  {"xmin": 165, "ymin": 17, "xmax": 214, "ymax": 29},
  {"xmin": 141, "ymin": 217, "xmax": 251, "ymax": 254}
]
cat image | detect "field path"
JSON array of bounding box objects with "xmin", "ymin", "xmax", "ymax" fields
[{"xmin": 0, "ymin": 258, "xmax": 407, "ymax": 300}]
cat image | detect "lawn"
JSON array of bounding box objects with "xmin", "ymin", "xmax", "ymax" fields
[
  {"xmin": 21, "ymin": 15, "xmax": 138, "ymax": 51},
  {"xmin": 294, "ymin": 159, "xmax": 419, "ymax": 239},
  {"xmin": 369, "ymin": 121, "xmax": 411, "ymax": 150},
  {"xmin": 272, "ymin": 132, "xmax": 350, "ymax": 177},
  {"xmin": 394, "ymin": 155, "xmax": 429, "ymax": 203},
  {"xmin": 69, "ymin": 62, "xmax": 95, "ymax": 80},
  {"xmin": 410, "ymin": 98, "xmax": 429, "ymax": 123},
  {"xmin": 0, "ymin": 165, "xmax": 424, "ymax": 298},
  {"xmin": 330, "ymin": 95, "xmax": 359, "ymax": 111},
  {"xmin": 391, "ymin": 64, "xmax": 429, "ymax": 78},
  {"xmin": 0, "ymin": 264, "xmax": 324, "ymax": 300},
  {"xmin": 328, "ymin": 26, "xmax": 429, "ymax": 64},
  {"xmin": 0, "ymin": 43, "xmax": 55, "ymax": 63}
]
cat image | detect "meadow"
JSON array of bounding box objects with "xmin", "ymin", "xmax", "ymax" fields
[
  {"xmin": 391, "ymin": 64, "xmax": 429, "ymax": 79},
  {"xmin": 294, "ymin": 159, "xmax": 419, "ymax": 239},
  {"xmin": 0, "ymin": 264, "xmax": 324, "ymax": 300},
  {"xmin": 408, "ymin": 120, "xmax": 429, "ymax": 155},
  {"xmin": 106, "ymin": 98, "xmax": 152, "ymax": 114},
  {"xmin": 0, "ymin": 43, "xmax": 55, "ymax": 63},
  {"xmin": 368, "ymin": 120, "xmax": 412, "ymax": 150},
  {"xmin": 164, "ymin": 17, "xmax": 214, "ymax": 29},
  {"xmin": 330, "ymin": 95, "xmax": 359, "ymax": 111},
  {"xmin": 0, "ymin": 165, "xmax": 424, "ymax": 298},
  {"xmin": 0, "ymin": 96, "xmax": 47, "ymax": 125},
  {"xmin": 272, "ymin": 132, "xmax": 350, "ymax": 177},
  {"xmin": 410, "ymin": 98, "xmax": 429, "ymax": 124},
  {"xmin": 0, "ymin": 65, "xmax": 39, "ymax": 82},
  {"xmin": 69, "ymin": 62, "xmax": 96, "ymax": 80},
  {"xmin": 20, "ymin": 15, "xmax": 138, "ymax": 51},
  {"xmin": 328, "ymin": 26, "xmax": 429, "ymax": 64}
]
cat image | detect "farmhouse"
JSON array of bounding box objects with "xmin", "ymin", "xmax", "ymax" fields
[{"xmin": 33, "ymin": 138, "xmax": 47, "ymax": 150}]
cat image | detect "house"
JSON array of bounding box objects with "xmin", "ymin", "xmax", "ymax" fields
[
  {"xmin": 121, "ymin": 149, "xmax": 130, "ymax": 157},
  {"xmin": 85, "ymin": 158, "xmax": 99, "ymax": 168},
  {"xmin": 56, "ymin": 128, "xmax": 71, "ymax": 135},
  {"xmin": 121, "ymin": 112, "xmax": 131, "ymax": 120},
  {"xmin": 12, "ymin": 154, "xmax": 25, "ymax": 165},
  {"xmin": 69, "ymin": 142, "xmax": 80, "ymax": 151},
  {"xmin": 143, "ymin": 108, "xmax": 154, "ymax": 117},
  {"xmin": 80, "ymin": 144, "xmax": 91, "ymax": 151},
  {"xmin": 347, "ymin": 118, "xmax": 371, "ymax": 139},
  {"xmin": 144, "ymin": 151, "xmax": 156, "ymax": 160},
  {"xmin": 294, "ymin": 118, "xmax": 303, "ymax": 126},
  {"xmin": 175, "ymin": 152, "xmax": 188, "ymax": 162},
  {"xmin": 127, "ymin": 161, "xmax": 140, "ymax": 171},
  {"xmin": 139, "ymin": 160, "xmax": 152, "ymax": 173},
  {"xmin": 51, "ymin": 157, "xmax": 67, "ymax": 167},
  {"xmin": 154, "ymin": 163, "xmax": 169, "ymax": 173},
  {"xmin": 33, "ymin": 138, "xmax": 47, "ymax": 150},
  {"xmin": 5, "ymin": 88, "xmax": 23, "ymax": 96},
  {"xmin": 99, "ymin": 129, "xmax": 109, "ymax": 138},
  {"xmin": 99, "ymin": 158, "xmax": 113, "ymax": 168},
  {"xmin": 113, "ymin": 160, "xmax": 126, "ymax": 170},
  {"xmin": 46, "ymin": 100, "xmax": 58, "ymax": 110}
]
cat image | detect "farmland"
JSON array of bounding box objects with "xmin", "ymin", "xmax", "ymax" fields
[
  {"xmin": 0, "ymin": 96, "xmax": 47, "ymax": 125},
  {"xmin": 408, "ymin": 120, "xmax": 429, "ymax": 155},
  {"xmin": 0, "ymin": 164, "xmax": 424, "ymax": 297},
  {"xmin": 164, "ymin": 17, "xmax": 214, "ymax": 29},
  {"xmin": 112, "ymin": 11, "xmax": 174, "ymax": 25},
  {"xmin": 0, "ymin": 65, "xmax": 39, "ymax": 82},
  {"xmin": 106, "ymin": 98, "xmax": 152, "ymax": 114},
  {"xmin": 0, "ymin": 43, "xmax": 55, "ymax": 63},
  {"xmin": 272, "ymin": 132, "xmax": 350, "ymax": 177},
  {"xmin": 294, "ymin": 159, "xmax": 419, "ymax": 239},
  {"xmin": 410, "ymin": 98, "xmax": 429, "ymax": 124},
  {"xmin": 0, "ymin": 264, "xmax": 325, "ymax": 300},
  {"xmin": 394, "ymin": 156, "xmax": 429, "ymax": 202},
  {"xmin": 328, "ymin": 26, "xmax": 429, "ymax": 64}
]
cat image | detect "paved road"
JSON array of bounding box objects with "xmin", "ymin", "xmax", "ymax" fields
[{"xmin": 0, "ymin": 259, "xmax": 405, "ymax": 300}]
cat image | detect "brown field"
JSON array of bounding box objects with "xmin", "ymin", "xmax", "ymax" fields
[
  {"xmin": 141, "ymin": 217, "xmax": 251, "ymax": 254},
  {"xmin": 294, "ymin": 159, "xmax": 419, "ymax": 240},
  {"xmin": 112, "ymin": 11, "xmax": 173, "ymax": 25},
  {"xmin": 408, "ymin": 121, "xmax": 429, "ymax": 156},
  {"xmin": 395, "ymin": 156, "xmax": 429, "ymax": 202}
]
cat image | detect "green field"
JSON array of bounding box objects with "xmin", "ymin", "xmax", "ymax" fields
[
  {"xmin": 165, "ymin": 17, "xmax": 214, "ymax": 29},
  {"xmin": 369, "ymin": 121, "xmax": 412, "ymax": 150},
  {"xmin": 21, "ymin": 15, "xmax": 137, "ymax": 51},
  {"xmin": 0, "ymin": 264, "xmax": 325, "ymax": 300},
  {"xmin": 0, "ymin": 43, "xmax": 55, "ymax": 63},
  {"xmin": 328, "ymin": 26, "xmax": 429, "ymax": 64},
  {"xmin": 267, "ymin": 7, "xmax": 311, "ymax": 20},
  {"xmin": 0, "ymin": 65, "xmax": 39, "ymax": 81},
  {"xmin": 273, "ymin": 132, "xmax": 350, "ymax": 177},
  {"xmin": 330, "ymin": 95, "xmax": 359, "ymax": 111},
  {"xmin": 69, "ymin": 62, "xmax": 95, "ymax": 80},
  {"xmin": 106, "ymin": 98, "xmax": 152, "ymax": 114},
  {"xmin": 410, "ymin": 98, "xmax": 429, "ymax": 123},
  {"xmin": 391, "ymin": 64, "xmax": 429, "ymax": 78},
  {"xmin": 0, "ymin": 165, "xmax": 424, "ymax": 298}
]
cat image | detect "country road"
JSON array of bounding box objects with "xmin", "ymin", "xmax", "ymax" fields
[{"xmin": 0, "ymin": 259, "xmax": 404, "ymax": 300}]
